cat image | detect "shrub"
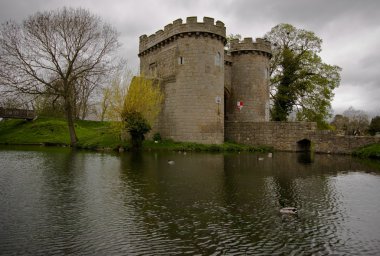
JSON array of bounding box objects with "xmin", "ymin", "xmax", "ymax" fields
[
  {"xmin": 124, "ymin": 111, "xmax": 151, "ymax": 148},
  {"xmin": 153, "ymin": 132, "xmax": 162, "ymax": 142}
]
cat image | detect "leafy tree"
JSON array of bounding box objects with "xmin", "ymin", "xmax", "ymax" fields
[
  {"xmin": 122, "ymin": 76, "xmax": 164, "ymax": 126},
  {"xmin": 368, "ymin": 116, "xmax": 380, "ymax": 135},
  {"xmin": 265, "ymin": 24, "xmax": 341, "ymax": 128},
  {"xmin": 0, "ymin": 7, "xmax": 119, "ymax": 145},
  {"xmin": 122, "ymin": 76, "xmax": 164, "ymax": 148}
]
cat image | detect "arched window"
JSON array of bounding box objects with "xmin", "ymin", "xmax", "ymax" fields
[{"xmin": 215, "ymin": 52, "xmax": 221, "ymax": 66}]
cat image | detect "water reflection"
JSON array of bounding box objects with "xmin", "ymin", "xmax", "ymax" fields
[
  {"xmin": 1, "ymin": 146, "xmax": 380, "ymax": 255},
  {"xmin": 297, "ymin": 151, "xmax": 314, "ymax": 164}
]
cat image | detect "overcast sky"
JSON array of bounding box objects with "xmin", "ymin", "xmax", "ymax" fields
[{"xmin": 1, "ymin": 0, "xmax": 379, "ymax": 116}]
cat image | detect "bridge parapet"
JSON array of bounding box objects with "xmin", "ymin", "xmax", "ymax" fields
[{"xmin": 0, "ymin": 107, "xmax": 36, "ymax": 120}]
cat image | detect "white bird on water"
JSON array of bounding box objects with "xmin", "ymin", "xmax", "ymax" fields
[
  {"xmin": 280, "ymin": 207, "xmax": 297, "ymax": 214},
  {"xmin": 167, "ymin": 160, "xmax": 175, "ymax": 165}
]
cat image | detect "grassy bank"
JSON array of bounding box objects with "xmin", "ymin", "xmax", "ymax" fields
[
  {"xmin": 353, "ymin": 144, "xmax": 380, "ymax": 160},
  {"xmin": 0, "ymin": 117, "xmax": 270, "ymax": 153},
  {"xmin": 0, "ymin": 117, "xmax": 126, "ymax": 150}
]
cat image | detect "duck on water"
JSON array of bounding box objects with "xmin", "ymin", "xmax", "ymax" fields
[{"xmin": 280, "ymin": 207, "xmax": 297, "ymax": 214}]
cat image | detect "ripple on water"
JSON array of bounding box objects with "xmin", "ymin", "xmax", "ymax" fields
[{"xmin": 1, "ymin": 149, "xmax": 380, "ymax": 255}]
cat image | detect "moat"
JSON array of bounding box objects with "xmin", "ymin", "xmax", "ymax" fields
[{"xmin": 1, "ymin": 146, "xmax": 380, "ymax": 255}]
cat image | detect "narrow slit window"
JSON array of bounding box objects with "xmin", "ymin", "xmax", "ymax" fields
[
  {"xmin": 178, "ymin": 56, "xmax": 184, "ymax": 65},
  {"xmin": 215, "ymin": 52, "xmax": 221, "ymax": 66}
]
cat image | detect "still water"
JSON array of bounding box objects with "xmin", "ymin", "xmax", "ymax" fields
[{"xmin": 1, "ymin": 146, "xmax": 380, "ymax": 255}]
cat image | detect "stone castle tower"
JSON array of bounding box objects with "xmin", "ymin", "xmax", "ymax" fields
[{"xmin": 138, "ymin": 17, "xmax": 271, "ymax": 144}]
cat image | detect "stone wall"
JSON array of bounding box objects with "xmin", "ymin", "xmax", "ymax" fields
[
  {"xmin": 139, "ymin": 17, "xmax": 226, "ymax": 55},
  {"xmin": 139, "ymin": 17, "xmax": 226, "ymax": 144},
  {"xmin": 225, "ymin": 121, "xmax": 380, "ymax": 154},
  {"xmin": 226, "ymin": 38, "xmax": 271, "ymax": 122}
]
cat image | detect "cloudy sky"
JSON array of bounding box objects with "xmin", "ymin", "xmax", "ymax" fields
[{"xmin": 1, "ymin": 0, "xmax": 379, "ymax": 116}]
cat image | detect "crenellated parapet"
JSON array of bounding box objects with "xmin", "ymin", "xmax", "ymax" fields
[
  {"xmin": 138, "ymin": 16, "xmax": 226, "ymax": 56},
  {"xmin": 230, "ymin": 37, "xmax": 272, "ymax": 57},
  {"xmin": 224, "ymin": 51, "xmax": 232, "ymax": 66}
]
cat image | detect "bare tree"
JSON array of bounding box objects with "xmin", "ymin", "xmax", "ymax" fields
[
  {"xmin": 97, "ymin": 61, "xmax": 134, "ymax": 122},
  {"xmin": 342, "ymin": 107, "xmax": 370, "ymax": 135},
  {"xmin": 0, "ymin": 7, "xmax": 119, "ymax": 145},
  {"xmin": 74, "ymin": 76, "xmax": 98, "ymax": 120},
  {"xmin": 331, "ymin": 107, "xmax": 370, "ymax": 136}
]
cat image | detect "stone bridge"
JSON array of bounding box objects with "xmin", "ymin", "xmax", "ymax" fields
[
  {"xmin": 0, "ymin": 107, "xmax": 36, "ymax": 120},
  {"xmin": 225, "ymin": 121, "xmax": 380, "ymax": 154}
]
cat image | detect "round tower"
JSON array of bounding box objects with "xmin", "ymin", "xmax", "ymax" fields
[
  {"xmin": 226, "ymin": 37, "xmax": 272, "ymax": 122},
  {"xmin": 138, "ymin": 17, "xmax": 226, "ymax": 144}
]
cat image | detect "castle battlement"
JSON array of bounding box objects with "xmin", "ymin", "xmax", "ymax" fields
[
  {"xmin": 139, "ymin": 16, "xmax": 226, "ymax": 56},
  {"xmin": 138, "ymin": 17, "xmax": 271, "ymax": 144},
  {"xmin": 230, "ymin": 37, "xmax": 271, "ymax": 56}
]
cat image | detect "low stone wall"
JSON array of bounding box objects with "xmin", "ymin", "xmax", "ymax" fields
[
  {"xmin": 312, "ymin": 133, "xmax": 380, "ymax": 154},
  {"xmin": 225, "ymin": 121, "xmax": 380, "ymax": 154}
]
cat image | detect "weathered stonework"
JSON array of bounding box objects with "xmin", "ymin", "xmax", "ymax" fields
[
  {"xmin": 138, "ymin": 17, "xmax": 378, "ymax": 153},
  {"xmin": 225, "ymin": 121, "xmax": 380, "ymax": 154},
  {"xmin": 139, "ymin": 17, "xmax": 271, "ymax": 144},
  {"xmin": 226, "ymin": 37, "xmax": 271, "ymax": 122}
]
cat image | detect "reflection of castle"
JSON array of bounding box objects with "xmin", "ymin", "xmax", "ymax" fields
[{"xmin": 138, "ymin": 17, "xmax": 272, "ymax": 144}]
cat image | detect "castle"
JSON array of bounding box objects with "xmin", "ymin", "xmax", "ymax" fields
[
  {"xmin": 138, "ymin": 16, "xmax": 380, "ymax": 153},
  {"xmin": 138, "ymin": 16, "xmax": 272, "ymax": 144}
]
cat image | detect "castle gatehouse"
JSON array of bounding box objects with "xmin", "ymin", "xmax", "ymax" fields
[{"xmin": 138, "ymin": 16, "xmax": 271, "ymax": 144}]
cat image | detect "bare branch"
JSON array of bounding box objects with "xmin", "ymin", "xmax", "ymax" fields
[{"xmin": 0, "ymin": 7, "xmax": 120, "ymax": 145}]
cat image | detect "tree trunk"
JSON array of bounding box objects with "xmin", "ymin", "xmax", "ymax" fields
[{"xmin": 64, "ymin": 93, "xmax": 78, "ymax": 146}]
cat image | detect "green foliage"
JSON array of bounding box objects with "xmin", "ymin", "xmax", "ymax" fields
[
  {"xmin": 369, "ymin": 116, "xmax": 380, "ymax": 136},
  {"xmin": 353, "ymin": 144, "xmax": 380, "ymax": 159},
  {"xmin": 122, "ymin": 76, "xmax": 164, "ymax": 126},
  {"xmin": 265, "ymin": 23, "xmax": 341, "ymax": 127},
  {"xmin": 124, "ymin": 111, "xmax": 151, "ymax": 148},
  {"xmin": 153, "ymin": 132, "xmax": 162, "ymax": 142},
  {"xmin": 120, "ymin": 76, "xmax": 163, "ymax": 148}
]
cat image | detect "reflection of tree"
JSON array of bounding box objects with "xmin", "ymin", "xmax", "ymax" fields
[
  {"xmin": 118, "ymin": 151, "xmax": 226, "ymax": 254},
  {"xmin": 39, "ymin": 148, "xmax": 89, "ymax": 254}
]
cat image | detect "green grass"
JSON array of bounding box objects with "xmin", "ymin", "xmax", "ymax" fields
[
  {"xmin": 0, "ymin": 117, "xmax": 271, "ymax": 153},
  {"xmin": 353, "ymin": 143, "xmax": 380, "ymax": 160},
  {"xmin": 0, "ymin": 117, "xmax": 126, "ymax": 150}
]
